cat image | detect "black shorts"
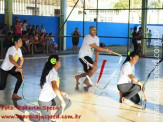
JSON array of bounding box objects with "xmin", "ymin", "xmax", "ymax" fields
[
  {"xmin": 79, "ymin": 56, "xmax": 93, "ymax": 72},
  {"xmin": 72, "ymin": 37, "xmax": 79, "ymax": 46}
]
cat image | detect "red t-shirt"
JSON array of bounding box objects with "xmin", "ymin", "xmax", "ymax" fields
[{"xmin": 15, "ymin": 25, "xmax": 22, "ymax": 35}]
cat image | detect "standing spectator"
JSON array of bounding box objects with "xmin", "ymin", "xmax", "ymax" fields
[
  {"xmin": 22, "ymin": 20, "xmax": 28, "ymax": 35},
  {"xmin": 132, "ymin": 27, "xmax": 138, "ymax": 53},
  {"xmin": 71, "ymin": 28, "xmax": 81, "ymax": 52},
  {"xmin": 147, "ymin": 30, "xmax": 152, "ymax": 48},
  {"xmin": 130, "ymin": 28, "xmax": 133, "ymax": 48},
  {"xmin": 40, "ymin": 25, "xmax": 46, "ymax": 34},
  {"xmin": 136, "ymin": 27, "xmax": 143, "ymax": 54},
  {"xmin": 15, "ymin": 21, "xmax": 22, "ymax": 35},
  {"xmin": 15, "ymin": 17, "xmax": 20, "ymax": 25}
]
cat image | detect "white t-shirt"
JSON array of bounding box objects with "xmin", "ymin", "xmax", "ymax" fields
[
  {"xmin": 117, "ymin": 61, "xmax": 135, "ymax": 85},
  {"xmin": 1, "ymin": 46, "xmax": 22, "ymax": 71},
  {"xmin": 39, "ymin": 68, "xmax": 59, "ymax": 102},
  {"xmin": 41, "ymin": 28, "xmax": 46, "ymax": 33},
  {"xmin": 78, "ymin": 34, "xmax": 99, "ymax": 58},
  {"xmin": 22, "ymin": 23, "xmax": 27, "ymax": 31}
]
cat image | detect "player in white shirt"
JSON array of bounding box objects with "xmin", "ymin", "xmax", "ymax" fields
[
  {"xmin": 75, "ymin": 26, "xmax": 112, "ymax": 86},
  {"xmin": 117, "ymin": 51, "xmax": 143, "ymax": 104},
  {"xmin": 0, "ymin": 36, "xmax": 24, "ymax": 100},
  {"xmin": 38, "ymin": 55, "xmax": 71, "ymax": 122}
]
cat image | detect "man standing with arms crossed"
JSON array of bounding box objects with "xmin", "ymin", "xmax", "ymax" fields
[{"xmin": 75, "ymin": 26, "xmax": 112, "ymax": 86}]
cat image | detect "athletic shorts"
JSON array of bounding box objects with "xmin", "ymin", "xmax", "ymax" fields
[{"xmin": 79, "ymin": 56, "xmax": 93, "ymax": 72}]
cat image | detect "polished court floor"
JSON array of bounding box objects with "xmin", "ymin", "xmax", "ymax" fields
[{"xmin": 0, "ymin": 55, "xmax": 163, "ymax": 122}]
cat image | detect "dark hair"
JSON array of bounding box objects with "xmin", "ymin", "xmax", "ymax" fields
[
  {"xmin": 32, "ymin": 25, "xmax": 35, "ymax": 29},
  {"xmin": 40, "ymin": 55, "xmax": 59, "ymax": 88},
  {"xmin": 12, "ymin": 35, "xmax": 22, "ymax": 45},
  {"xmin": 23, "ymin": 20, "xmax": 27, "ymax": 23},
  {"xmin": 122, "ymin": 51, "xmax": 140, "ymax": 65},
  {"xmin": 139, "ymin": 27, "xmax": 142, "ymax": 30},
  {"xmin": 40, "ymin": 33, "xmax": 44, "ymax": 36},
  {"xmin": 89, "ymin": 26, "xmax": 95, "ymax": 30}
]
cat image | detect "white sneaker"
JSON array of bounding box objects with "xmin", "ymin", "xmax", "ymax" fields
[{"xmin": 122, "ymin": 97, "xmax": 135, "ymax": 106}]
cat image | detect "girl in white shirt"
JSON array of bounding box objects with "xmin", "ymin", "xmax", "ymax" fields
[
  {"xmin": 0, "ymin": 36, "xmax": 24, "ymax": 100},
  {"xmin": 38, "ymin": 55, "xmax": 71, "ymax": 122},
  {"xmin": 117, "ymin": 52, "xmax": 143, "ymax": 104}
]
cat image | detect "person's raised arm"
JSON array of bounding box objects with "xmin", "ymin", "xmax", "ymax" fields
[{"xmin": 71, "ymin": 31, "xmax": 74, "ymax": 35}]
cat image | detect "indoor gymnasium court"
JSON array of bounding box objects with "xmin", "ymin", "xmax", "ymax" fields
[{"xmin": 0, "ymin": 55, "xmax": 163, "ymax": 122}]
